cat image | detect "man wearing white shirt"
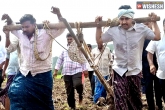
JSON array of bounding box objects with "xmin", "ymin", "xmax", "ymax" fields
[
  {"xmin": 92, "ymin": 43, "xmax": 111, "ymax": 104},
  {"xmin": 95, "ymin": 5, "xmax": 161, "ymax": 110},
  {"xmin": 0, "ymin": 50, "xmax": 19, "ymax": 110},
  {"xmin": 0, "ymin": 36, "xmax": 6, "ymax": 90},
  {"xmin": 146, "ymin": 18, "xmax": 165, "ymax": 104},
  {"xmin": 87, "ymin": 44, "xmax": 95, "ymax": 99}
]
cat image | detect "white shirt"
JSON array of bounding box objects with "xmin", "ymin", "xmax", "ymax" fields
[
  {"xmin": 102, "ymin": 23, "xmax": 155, "ymax": 76},
  {"xmin": 146, "ymin": 35, "xmax": 165, "ymax": 79},
  {"xmin": 0, "ymin": 42, "xmax": 6, "ymax": 65},
  {"xmin": 6, "ymin": 50, "xmax": 19, "ymax": 75},
  {"xmin": 86, "ymin": 51, "xmax": 93, "ymax": 71},
  {"xmin": 87, "ymin": 62, "xmax": 93, "ymax": 71},
  {"xmin": 92, "ymin": 47, "xmax": 111, "ymax": 76},
  {"xmin": 8, "ymin": 28, "xmax": 64, "ymax": 76}
]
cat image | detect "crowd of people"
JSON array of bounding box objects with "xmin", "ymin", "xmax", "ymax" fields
[{"xmin": 0, "ymin": 4, "xmax": 164, "ymax": 110}]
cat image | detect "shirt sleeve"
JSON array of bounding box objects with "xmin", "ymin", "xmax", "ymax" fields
[
  {"xmin": 145, "ymin": 40, "xmax": 156, "ymax": 54},
  {"xmin": 11, "ymin": 30, "xmax": 22, "ymax": 39},
  {"xmin": 55, "ymin": 51, "xmax": 64, "ymax": 70},
  {"xmin": 50, "ymin": 21, "xmax": 65, "ymax": 39},
  {"xmin": 101, "ymin": 28, "xmax": 113, "ymax": 43},
  {"xmin": 6, "ymin": 36, "xmax": 19, "ymax": 53},
  {"xmin": 144, "ymin": 26, "xmax": 155, "ymax": 40},
  {"xmin": 6, "ymin": 53, "xmax": 10, "ymax": 59},
  {"xmin": 1, "ymin": 45, "xmax": 7, "ymax": 62}
]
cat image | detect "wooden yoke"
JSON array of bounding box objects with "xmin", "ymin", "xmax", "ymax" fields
[{"xmin": 4, "ymin": 16, "xmax": 160, "ymax": 31}]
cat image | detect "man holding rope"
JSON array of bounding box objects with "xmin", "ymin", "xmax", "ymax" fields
[
  {"xmin": 2, "ymin": 7, "xmax": 65, "ymax": 110},
  {"xmin": 95, "ymin": 5, "xmax": 161, "ymax": 110},
  {"xmin": 92, "ymin": 43, "xmax": 111, "ymax": 105},
  {"xmin": 54, "ymin": 33, "xmax": 88, "ymax": 110}
]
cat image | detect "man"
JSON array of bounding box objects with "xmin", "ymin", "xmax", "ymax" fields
[
  {"xmin": 0, "ymin": 30, "xmax": 19, "ymax": 110},
  {"xmin": 92, "ymin": 43, "xmax": 111, "ymax": 104},
  {"xmin": 86, "ymin": 44, "xmax": 95, "ymax": 99},
  {"xmin": 0, "ymin": 35, "xmax": 6, "ymax": 90},
  {"xmin": 2, "ymin": 7, "xmax": 65, "ymax": 110},
  {"xmin": 142, "ymin": 22, "xmax": 162, "ymax": 110},
  {"xmin": 95, "ymin": 5, "xmax": 160, "ymax": 110},
  {"xmin": 54, "ymin": 33, "xmax": 88, "ymax": 110},
  {"xmin": 146, "ymin": 18, "xmax": 165, "ymax": 106},
  {"xmin": 0, "ymin": 51, "xmax": 19, "ymax": 110}
]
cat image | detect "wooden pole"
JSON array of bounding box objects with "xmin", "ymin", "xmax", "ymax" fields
[
  {"xmin": 60, "ymin": 17, "xmax": 114, "ymax": 97},
  {"xmin": 4, "ymin": 16, "xmax": 160, "ymax": 31}
]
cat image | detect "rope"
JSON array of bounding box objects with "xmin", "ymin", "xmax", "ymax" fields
[
  {"xmin": 33, "ymin": 21, "xmax": 67, "ymax": 61},
  {"xmin": 43, "ymin": 22, "xmax": 68, "ymax": 50},
  {"xmin": 74, "ymin": 19, "xmax": 111, "ymax": 66}
]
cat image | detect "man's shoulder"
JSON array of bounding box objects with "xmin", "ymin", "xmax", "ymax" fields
[
  {"xmin": 107, "ymin": 26, "xmax": 119, "ymax": 32},
  {"xmin": 134, "ymin": 23, "xmax": 148, "ymax": 30}
]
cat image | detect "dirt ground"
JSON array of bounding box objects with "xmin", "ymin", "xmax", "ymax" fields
[{"xmin": 53, "ymin": 78, "xmax": 152, "ymax": 110}]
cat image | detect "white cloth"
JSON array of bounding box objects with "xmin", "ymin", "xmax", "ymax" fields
[
  {"xmin": 87, "ymin": 62, "xmax": 93, "ymax": 71},
  {"xmin": 101, "ymin": 23, "xmax": 155, "ymax": 77},
  {"xmin": 0, "ymin": 42, "xmax": 6, "ymax": 66},
  {"xmin": 118, "ymin": 9, "xmax": 135, "ymax": 18},
  {"xmin": 8, "ymin": 28, "xmax": 64, "ymax": 77},
  {"xmin": 92, "ymin": 47, "xmax": 111, "ymax": 76},
  {"xmin": 6, "ymin": 50, "xmax": 19, "ymax": 75},
  {"xmin": 87, "ymin": 51, "xmax": 93, "ymax": 71},
  {"xmin": 146, "ymin": 35, "xmax": 165, "ymax": 79}
]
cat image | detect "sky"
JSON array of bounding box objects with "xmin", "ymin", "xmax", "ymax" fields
[{"xmin": 0, "ymin": 0, "xmax": 164, "ymax": 57}]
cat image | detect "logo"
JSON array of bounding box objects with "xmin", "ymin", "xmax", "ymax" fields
[
  {"xmin": 136, "ymin": 1, "xmax": 164, "ymax": 9},
  {"xmin": 137, "ymin": 4, "xmax": 142, "ymax": 9}
]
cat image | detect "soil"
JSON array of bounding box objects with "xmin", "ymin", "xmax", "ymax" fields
[{"xmin": 53, "ymin": 78, "xmax": 154, "ymax": 110}]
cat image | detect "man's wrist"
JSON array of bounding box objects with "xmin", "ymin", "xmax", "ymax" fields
[
  {"xmin": 57, "ymin": 13, "xmax": 62, "ymax": 18},
  {"xmin": 149, "ymin": 63, "xmax": 154, "ymax": 66},
  {"xmin": 6, "ymin": 34, "xmax": 10, "ymax": 38}
]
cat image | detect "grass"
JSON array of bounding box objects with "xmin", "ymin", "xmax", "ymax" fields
[{"xmin": 55, "ymin": 74, "xmax": 63, "ymax": 79}]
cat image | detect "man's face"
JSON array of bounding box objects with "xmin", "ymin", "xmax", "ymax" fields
[
  {"xmin": 144, "ymin": 22, "xmax": 152, "ymax": 29},
  {"xmin": 119, "ymin": 16, "xmax": 133, "ymax": 30},
  {"xmin": 21, "ymin": 21, "xmax": 35, "ymax": 37},
  {"xmin": 67, "ymin": 36, "xmax": 73, "ymax": 45}
]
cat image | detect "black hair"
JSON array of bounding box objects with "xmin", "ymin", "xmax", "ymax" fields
[
  {"xmin": 66, "ymin": 33, "xmax": 72, "ymax": 37},
  {"xmin": 20, "ymin": 14, "xmax": 36, "ymax": 24},
  {"xmin": 119, "ymin": 5, "xmax": 132, "ymax": 9},
  {"xmin": 0, "ymin": 35, "xmax": 1, "ymax": 41},
  {"xmin": 87, "ymin": 44, "xmax": 92, "ymax": 48},
  {"xmin": 163, "ymin": 18, "xmax": 165, "ymax": 25}
]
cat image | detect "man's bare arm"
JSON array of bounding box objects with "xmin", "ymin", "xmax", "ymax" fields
[
  {"xmin": 147, "ymin": 52, "xmax": 154, "ymax": 66},
  {"xmin": 95, "ymin": 16, "xmax": 103, "ymax": 45},
  {"xmin": 152, "ymin": 22, "xmax": 161, "ymax": 41},
  {"xmin": 147, "ymin": 52, "xmax": 156, "ymax": 74},
  {"xmin": 149, "ymin": 13, "xmax": 161, "ymax": 41}
]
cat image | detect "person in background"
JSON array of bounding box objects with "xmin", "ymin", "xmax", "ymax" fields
[
  {"xmin": 146, "ymin": 18, "xmax": 165, "ymax": 110},
  {"xmin": 0, "ymin": 35, "xmax": 6, "ymax": 91},
  {"xmin": 54, "ymin": 33, "xmax": 88, "ymax": 110},
  {"xmin": 87, "ymin": 44, "xmax": 95, "ymax": 100},
  {"xmin": 92, "ymin": 43, "xmax": 111, "ymax": 105},
  {"xmin": 142, "ymin": 21, "xmax": 162, "ymax": 110}
]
